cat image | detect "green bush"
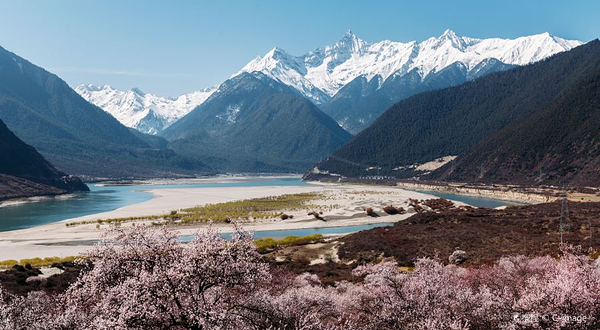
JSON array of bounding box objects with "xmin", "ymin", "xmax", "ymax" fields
[
  {"xmin": 255, "ymin": 234, "xmax": 323, "ymax": 252},
  {"xmin": 66, "ymin": 193, "xmax": 324, "ymax": 227}
]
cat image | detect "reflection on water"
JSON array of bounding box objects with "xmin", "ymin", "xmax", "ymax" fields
[{"xmin": 0, "ymin": 178, "xmax": 306, "ymax": 232}]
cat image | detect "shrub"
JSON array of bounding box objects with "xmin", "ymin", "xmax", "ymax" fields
[
  {"xmin": 423, "ymin": 198, "xmax": 454, "ymax": 210},
  {"xmin": 383, "ymin": 205, "xmax": 399, "ymax": 214},
  {"xmin": 0, "ymin": 256, "xmax": 78, "ymax": 270},
  {"xmin": 2, "ymin": 226, "xmax": 599, "ymax": 330},
  {"xmin": 255, "ymin": 234, "xmax": 323, "ymax": 252},
  {"xmin": 308, "ymin": 211, "xmax": 323, "ymax": 220}
]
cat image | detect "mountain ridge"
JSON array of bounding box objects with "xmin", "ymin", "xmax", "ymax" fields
[
  {"xmin": 76, "ymin": 84, "xmax": 216, "ymax": 134},
  {"xmin": 81, "ymin": 30, "xmax": 582, "ymax": 135},
  {"xmin": 234, "ymin": 30, "xmax": 582, "ymax": 133},
  {"xmin": 239, "ymin": 30, "xmax": 581, "ymax": 101},
  {"xmin": 305, "ymin": 40, "xmax": 600, "ymax": 184},
  {"xmin": 0, "ymin": 45, "xmax": 210, "ymax": 179},
  {"xmin": 163, "ymin": 72, "xmax": 352, "ymax": 172},
  {"xmin": 430, "ymin": 58, "xmax": 600, "ymax": 186},
  {"xmin": 0, "ymin": 119, "xmax": 88, "ymax": 201}
]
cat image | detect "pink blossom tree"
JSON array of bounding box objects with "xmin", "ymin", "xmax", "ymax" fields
[
  {"xmin": 240, "ymin": 272, "xmax": 342, "ymax": 330},
  {"xmin": 61, "ymin": 225, "xmax": 270, "ymax": 329},
  {"xmin": 1, "ymin": 225, "xmax": 599, "ymax": 330}
]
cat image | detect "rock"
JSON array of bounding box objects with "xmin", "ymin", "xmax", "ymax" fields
[
  {"xmin": 25, "ymin": 276, "xmax": 44, "ymax": 283},
  {"xmin": 449, "ymin": 250, "xmax": 468, "ymax": 265},
  {"xmin": 11, "ymin": 265, "xmax": 26, "ymax": 272},
  {"xmin": 61, "ymin": 262, "xmax": 75, "ymax": 268},
  {"xmin": 51, "ymin": 262, "xmax": 65, "ymax": 270},
  {"xmin": 383, "ymin": 205, "xmax": 398, "ymax": 214}
]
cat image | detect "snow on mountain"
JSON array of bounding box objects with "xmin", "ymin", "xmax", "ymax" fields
[
  {"xmin": 75, "ymin": 85, "xmax": 216, "ymax": 134},
  {"xmin": 237, "ymin": 29, "xmax": 583, "ymax": 103},
  {"xmin": 79, "ymin": 30, "xmax": 582, "ymax": 135}
]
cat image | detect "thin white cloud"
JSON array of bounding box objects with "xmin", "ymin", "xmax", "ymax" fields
[{"xmin": 47, "ymin": 67, "xmax": 196, "ymax": 78}]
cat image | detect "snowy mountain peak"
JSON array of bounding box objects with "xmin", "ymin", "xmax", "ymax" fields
[
  {"xmin": 342, "ymin": 29, "xmax": 355, "ymax": 38},
  {"xmin": 76, "ymin": 84, "xmax": 217, "ymax": 134},
  {"xmin": 331, "ymin": 29, "xmax": 368, "ymax": 55},
  {"xmin": 436, "ymin": 29, "xmax": 468, "ymax": 48},
  {"xmin": 439, "ymin": 29, "xmax": 464, "ymax": 41},
  {"xmin": 441, "ymin": 28, "xmax": 456, "ymax": 37},
  {"xmin": 338, "ymin": 30, "xmax": 361, "ymax": 44},
  {"xmin": 266, "ymin": 47, "xmax": 285, "ymax": 56},
  {"xmin": 237, "ymin": 30, "xmax": 583, "ymax": 102},
  {"xmin": 130, "ymin": 87, "xmax": 145, "ymax": 96}
]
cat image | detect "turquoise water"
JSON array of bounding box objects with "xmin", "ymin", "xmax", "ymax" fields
[
  {"xmin": 414, "ymin": 190, "xmax": 523, "ymax": 208},
  {"xmin": 0, "ymin": 177, "xmax": 306, "ymax": 232},
  {"xmin": 0, "ymin": 177, "xmax": 517, "ymax": 233},
  {"xmin": 180, "ymin": 191, "xmax": 520, "ymax": 240}
]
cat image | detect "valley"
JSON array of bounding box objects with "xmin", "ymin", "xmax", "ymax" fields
[
  {"xmin": 0, "ymin": 177, "xmax": 461, "ymax": 260},
  {"xmin": 1, "ymin": 6, "xmax": 599, "ymax": 327},
  {"xmin": 1, "ymin": 29, "xmax": 597, "ymax": 268}
]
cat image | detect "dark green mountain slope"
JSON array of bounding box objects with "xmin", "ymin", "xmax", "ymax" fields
[
  {"xmin": 0, "ymin": 46, "xmax": 208, "ymax": 179},
  {"xmin": 322, "ymin": 59, "xmax": 515, "ymax": 134},
  {"xmin": 0, "ymin": 119, "xmax": 88, "ymax": 200},
  {"xmin": 431, "ymin": 66, "xmax": 600, "ymax": 186},
  {"xmin": 162, "ymin": 73, "xmax": 352, "ymax": 172},
  {"xmin": 306, "ymin": 41, "xmax": 600, "ymax": 180}
]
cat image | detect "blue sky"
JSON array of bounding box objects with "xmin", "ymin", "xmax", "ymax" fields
[{"xmin": 1, "ymin": 0, "xmax": 599, "ymax": 96}]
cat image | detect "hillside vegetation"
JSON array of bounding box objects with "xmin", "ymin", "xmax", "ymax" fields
[
  {"xmin": 0, "ymin": 46, "xmax": 209, "ymax": 179},
  {"xmin": 307, "ymin": 41, "xmax": 600, "ymax": 183},
  {"xmin": 163, "ymin": 73, "xmax": 352, "ymax": 172},
  {"xmin": 431, "ymin": 64, "xmax": 600, "ymax": 186},
  {"xmin": 0, "ymin": 119, "xmax": 87, "ymax": 200}
]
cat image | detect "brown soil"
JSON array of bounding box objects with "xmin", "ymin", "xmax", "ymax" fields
[
  {"xmin": 338, "ymin": 201, "xmax": 600, "ymax": 266},
  {"xmin": 0, "ymin": 262, "xmax": 82, "ymax": 296}
]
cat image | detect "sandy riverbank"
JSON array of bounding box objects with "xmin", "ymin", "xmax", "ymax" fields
[
  {"xmin": 0, "ymin": 193, "xmax": 77, "ymax": 208},
  {"xmin": 396, "ymin": 181, "xmax": 554, "ymax": 204},
  {"xmin": 0, "ymin": 182, "xmax": 447, "ymax": 260}
]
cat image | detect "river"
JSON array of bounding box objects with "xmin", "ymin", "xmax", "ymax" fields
[{"xmin": 0, "ymin": 177, "xmax": 519, "ymax": 234}]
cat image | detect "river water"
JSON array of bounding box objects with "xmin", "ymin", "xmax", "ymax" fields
[
  {"xmin": 0, "ymin": 177, "xmax": 306, "ymax": 232},
  {"xmin": 0, "ymin": 177, "xmax": 519, "ymax": 234}
]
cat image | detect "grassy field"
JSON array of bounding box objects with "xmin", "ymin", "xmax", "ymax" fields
[
  {"xmin": 0, "ymin": 256, "xmax": 78, "ymax": 269},
  {"xmin": 66, "ymin": 193, "xmax": 324, "ymax": 227},
  {"xmin": 255, "ymin": 234, "xmax": 323, "ymax": 252},
  {"xmin": 569, "ymin": 192, "xmax": 600, "ymax": 202},
  {"xmin": 0, "ymin": 234, "xmax": 327, "ymax": 268}
]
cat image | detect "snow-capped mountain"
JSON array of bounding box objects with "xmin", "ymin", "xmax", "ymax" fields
[
  {"xmin": 80, "ymin": 30, "xmax": 582, "ymax": 135},
  {"xmin": 238, "ymin": 29, "xmax": 582, "ymax": 104},
  {"xmin": 75, "ymin": 85, "xmax": 216, "ymax": 134},
  {"xmin": 161, "ymin": 72, "xmax": 352, "ymax": 173}
]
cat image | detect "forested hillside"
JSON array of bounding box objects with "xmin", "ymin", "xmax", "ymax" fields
[
  {"xmin": 0, "ymin": 119, "xmax": 88, "ymax": 200},
  {"xmin": 431, "ymin": 65, "xmax": 600, "ymax": 186},
  {"xmin": 0, "ymin": 46, "xmax": 209, "ymax": 179},
  {"xmin": 164, "ymin": 73, "xmax": 351, "ymax": 172},
  {"xmin": 306, "ymin": 41, "xmax": 600, "ymax": 181}
]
